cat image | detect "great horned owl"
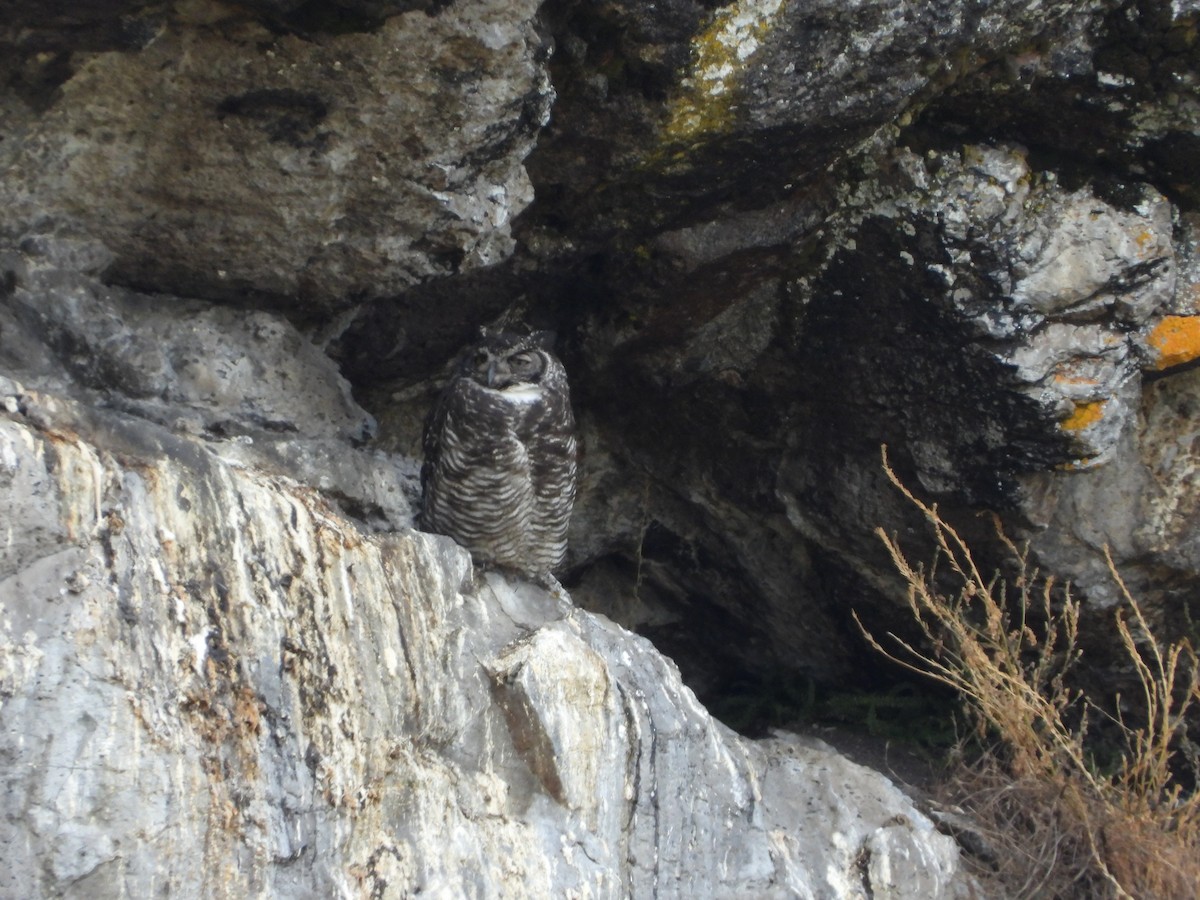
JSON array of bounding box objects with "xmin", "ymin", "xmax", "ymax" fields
[{"xmin": 421, "ymin": 329, "xmax": 577, "ymax": 578}]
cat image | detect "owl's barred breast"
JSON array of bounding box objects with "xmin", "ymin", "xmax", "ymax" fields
[{"xmin": 421, "ymin": 341, "xmax": 577, "ymax": 578}]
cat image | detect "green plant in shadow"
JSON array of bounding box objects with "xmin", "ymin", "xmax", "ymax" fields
[{"xmin": 707, "ymin": 669, "xmax": 960, "ymax": 755}]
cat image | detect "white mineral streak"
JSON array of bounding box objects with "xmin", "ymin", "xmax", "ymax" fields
[
  {"xmin": 0, "ymin": 398, "xmax": 968, "ymax": 898},
  {"xmin": 885, "ymin": 145, "xmax": 1177, "ymax": 466},
  {"xmin": 1009, "ymin": 186, "xmax": 1173, "ymax": 316}
]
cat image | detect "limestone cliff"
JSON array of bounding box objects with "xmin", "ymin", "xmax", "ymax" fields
[
  {"xmin": 0, "ymin": 300, "xmax": 963, "ymax": 895},
  {"xmin": 3, "ymin": 0, "xmax": 1200, "ymax": 895}
]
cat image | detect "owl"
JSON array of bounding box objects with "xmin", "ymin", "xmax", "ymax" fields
[{"xmin": 421, "ymin": 329, "xmax": 577, "ymax": 578}]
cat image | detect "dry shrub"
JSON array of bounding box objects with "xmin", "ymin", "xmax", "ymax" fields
[
  {"xmin": 937, "ymin": 761, "xmax": 1109, "ymax": 897},
  {"xmin": 857, "ymin": 448, "xmax": 1200, "ymax": 899}
]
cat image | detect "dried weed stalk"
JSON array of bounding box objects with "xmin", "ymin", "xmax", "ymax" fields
[{"xmin": 856, "ymin": 447, "xmax": 1200, "ymax": 899}]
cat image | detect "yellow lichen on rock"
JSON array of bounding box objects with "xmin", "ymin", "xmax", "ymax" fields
[
  {"xmin": 663, "ymin": 0, "xmax": 785, "ymax": 145},
  {"xmin": 1061, "ymin": 399, "xmax": 1106, "ymax": 432},
  {"xmin": 1147, "ymin": 315, "xmax": 1200, "ymax": 370}
]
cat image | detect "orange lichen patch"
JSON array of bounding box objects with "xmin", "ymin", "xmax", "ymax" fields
[
  {"xmin": 1148, "ymin": 315, "xmax": 1200, "ymax": 370},
  {"xmin": 1061, "ymin": 399, "xmax": 1106, "ymax": 432}
]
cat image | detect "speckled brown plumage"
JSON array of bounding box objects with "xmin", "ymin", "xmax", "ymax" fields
[{"xmin": 421, "ymin": 330, "xmax": 576, "ymax": 577}]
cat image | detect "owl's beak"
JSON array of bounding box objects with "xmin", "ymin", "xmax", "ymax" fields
[{"xmin": 486, "ymin": 361, "xmax": 500, "ymax": 387}]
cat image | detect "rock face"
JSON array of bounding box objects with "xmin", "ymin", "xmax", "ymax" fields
[
  {"xmin": 0, "ymin": 360, "xmax": 964, "ymax": 897},
  {"xmin": 3, "ymin": 0, "xmax": 1200, "ymax": 895},
  {"xmin": 508, "ymin": 0, "xmax": 1200, "ymax": 690},
  {"xmin": 0, "ymin": 0, "xmax": 552, "ymax": 308}
]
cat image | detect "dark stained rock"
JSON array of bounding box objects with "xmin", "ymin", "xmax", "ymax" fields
[
  {"xmin": 0, "ymin": 0, "xmax": 552, "ymax": 310},
  {"xmin": 3, "ymin": 0, "xmax": 1200, "ymax": 891}
]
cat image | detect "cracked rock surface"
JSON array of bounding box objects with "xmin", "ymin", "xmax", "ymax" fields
[
  {"xmin": 0, "ymin": 0, "xmax": 552, "ymax": 309},
  {"xmin": 4, "ymin": 0, "xmax": 1200, "ymax": 894},
  {"xmin": 0, "ymin": 376, "xmax": 967, "ymax": 897}
]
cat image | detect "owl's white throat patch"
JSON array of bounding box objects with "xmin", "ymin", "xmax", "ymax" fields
[{"xmin": 499, "ymin": 383, "xmax": 543, "ymax": 403}]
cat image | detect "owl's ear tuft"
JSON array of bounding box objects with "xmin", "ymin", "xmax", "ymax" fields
[{"xmin": 529, "ymin": 330, "xmax": 556, "ymax": 350}]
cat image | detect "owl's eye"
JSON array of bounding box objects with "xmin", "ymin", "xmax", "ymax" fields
[
  {"xmin": 509, "ymin": 351, "xmax": 539, "ymax": 373},
  {"xmin": 473, "ymin": 350, "xmax": 490, "ymax": 369}
]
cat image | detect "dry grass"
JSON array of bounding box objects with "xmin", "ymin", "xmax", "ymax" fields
[{"xmin": 856, "ymin": 448, "xmax": 1200, "ymax": 899}]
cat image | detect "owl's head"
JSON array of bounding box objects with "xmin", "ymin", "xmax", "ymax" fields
[{"xmin": 462, "ymin": 329, "xmax": 556, "ymax": 391}]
